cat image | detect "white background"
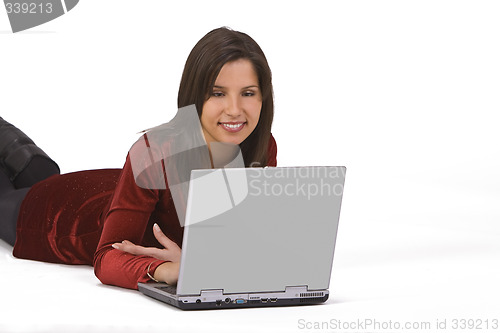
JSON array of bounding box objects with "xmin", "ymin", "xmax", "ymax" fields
[{"xmin": 1, "ymin": 1, "xmax": 499, "ymax": 332}]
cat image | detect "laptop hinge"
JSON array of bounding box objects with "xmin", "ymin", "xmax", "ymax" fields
[
  {"xmin": 285, "ymin": 285, "xmax": 328, "ymax": 298},
  {"xmin": 285, "ymin": 285, "xmax": 309, "ymax": 294},
  {"xmin": 199, "ymin": 289, "xmax": 224, "ymax": 298}
]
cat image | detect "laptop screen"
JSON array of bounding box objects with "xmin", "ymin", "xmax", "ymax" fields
[{"xmin": 177, "ymin": 166, "xmax": 345, "ymax": 295}]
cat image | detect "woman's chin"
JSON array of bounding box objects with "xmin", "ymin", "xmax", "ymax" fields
[
  {"xmin": 217, "ymin": 138, "xmax": 243, "ymax": 146},
  {"xmin": 215, "ymin": 132, "xmax": 248, "ymax": 146}
]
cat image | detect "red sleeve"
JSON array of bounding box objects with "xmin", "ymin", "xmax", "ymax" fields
[
  {"xmin": 267, "ymin": 133, "xmax": 278, "ymax": 167},
  {"xmin": 93, "ymin": 153, "xmax": 167, "ymax": 290},
  {"xmin": 94, "ymin": 133, "xmax": 277, "ymax": 289}
]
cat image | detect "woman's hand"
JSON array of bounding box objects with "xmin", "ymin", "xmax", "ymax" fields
[{"xmin": 112, "ymin": 223, "xmax": 181, "ymax": 263}]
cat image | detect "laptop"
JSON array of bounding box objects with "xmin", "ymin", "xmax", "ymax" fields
[{"xmin": 138, "ymin": 166, "xmax": 346, "ymax": 310}]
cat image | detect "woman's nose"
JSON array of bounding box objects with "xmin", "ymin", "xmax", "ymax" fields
[{"xmin": 224, "ymin": 96, "xmax": 242, "ymax": 117}]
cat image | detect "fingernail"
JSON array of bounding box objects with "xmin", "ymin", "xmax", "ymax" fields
[
  {"xmin": 154, "ymin": 223, "xmax": 160, "ymax": 231},
  {"xmin": 112, "ymin": 244, "xmax": 118, "ymax": 249}
]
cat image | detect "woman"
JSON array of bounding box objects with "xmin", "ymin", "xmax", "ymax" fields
[{"xmin": 0, "ymin": 27, "xmax": 277, "ymax": 290}]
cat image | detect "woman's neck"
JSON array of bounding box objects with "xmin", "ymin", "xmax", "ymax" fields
[{"xmin": 208, "ymin": 142, "xmax": 244, "ymax": 168}]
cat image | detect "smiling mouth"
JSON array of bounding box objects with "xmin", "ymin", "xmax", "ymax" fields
[{"xmin": 218, "ymin": 122, "xmax": 246, "ymax": 133}]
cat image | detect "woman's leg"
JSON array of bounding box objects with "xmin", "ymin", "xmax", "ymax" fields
[
  {"xmin": 0, "ymin": 117, "xmax": 60, "ymax": 246},
  {"xmin": 0, "ymin": 169, "xmax": 29, "ymax": 246},
  {"xmin": 13, "ymin": 154, "xmax": 60, "ymax": 189},
  {"xmin": 0, "ymin": 117, "xmax": 60, "ymax": 189}
]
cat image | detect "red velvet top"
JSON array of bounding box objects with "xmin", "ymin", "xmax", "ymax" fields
[{"xmin": 13, "ymin": 135, "xmax": 277, "ymax": 290}]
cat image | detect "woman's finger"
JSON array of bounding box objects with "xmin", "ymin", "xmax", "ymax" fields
[
  {"xmin": 153, "ymin": 224, "xmax": 181, "ymax": 262},
  {"xmin": 113, "ymin": 241, "xmax": 152, "ymax": 256},
  {"xmin": 153, "ymin": 223, "xmax": 178, "ymax": 249},
  {"xmin": 112, "ymin": 240, "xmax": 135, "ymax": 251},
  {"xmin": 113, "ymin": 239, "xmax": 173, "ymax": 261},
  {"xmin": 112, "ymin": 229, "xmax": 180, "ymax": 262},
  {"xmin": 112, "ymin": 240, "xmax": 139, "ymax": 254}
]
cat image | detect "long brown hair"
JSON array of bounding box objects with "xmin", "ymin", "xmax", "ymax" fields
[{"xmin": 177, "ymin": 27, "xmax": 274, "ymax": 167}]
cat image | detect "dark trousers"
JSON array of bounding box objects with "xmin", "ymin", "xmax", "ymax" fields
[{"xmin": 0, "ymin": 156, "xmax": 59, "ymax": 246}]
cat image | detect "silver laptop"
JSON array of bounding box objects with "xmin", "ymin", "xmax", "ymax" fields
[{"xmin": 138, "ymin": 166, "xmax": 346, "ymax": 310}]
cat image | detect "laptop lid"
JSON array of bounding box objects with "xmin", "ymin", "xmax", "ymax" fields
[{"xmin": 176, "ymin": 166, "xmax": 346, "ymax": 296}]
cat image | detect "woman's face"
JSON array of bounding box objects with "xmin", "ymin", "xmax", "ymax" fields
[{"xmin": 201, "ymin": 58, "xmax": 262, "ymax": 146}]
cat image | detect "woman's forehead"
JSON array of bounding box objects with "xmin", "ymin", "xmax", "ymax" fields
[{"xmin": 214, "ymin": 59, "xmax": 259, "ymax": 86}]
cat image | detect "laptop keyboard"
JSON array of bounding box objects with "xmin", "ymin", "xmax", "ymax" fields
[{"xmin": 157, "ymin": 285, "xmax": 177, "ymax": 295}]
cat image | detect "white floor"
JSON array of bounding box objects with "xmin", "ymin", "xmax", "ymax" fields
[{"xmin": 1, "ymin": 175, "xmax": 499, "ymax": 333}]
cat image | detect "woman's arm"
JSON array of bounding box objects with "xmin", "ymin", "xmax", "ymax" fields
[
  {"xmin": 153, "ymin": 262, "xmax": 180, "ymax": 284},
  {"xmin": 93, "ymin": 150, "xmax": 179, "ymax": 290},
  {"xmin": 94, "ymin": 133, "xmax": 276, "ymax": 289}
]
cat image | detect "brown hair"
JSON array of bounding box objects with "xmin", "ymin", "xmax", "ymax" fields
[{"xmin": 177, "ymin": 27, "xmax": 274, "ymax": 167}]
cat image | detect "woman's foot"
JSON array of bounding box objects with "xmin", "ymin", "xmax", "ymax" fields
[{"xmin": 0, "ymin": 117, "xmax": 60, "ymax": 188}]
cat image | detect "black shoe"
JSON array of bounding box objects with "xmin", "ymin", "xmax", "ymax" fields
[{"xmin": 0, "ymin": 117, "xmax": 60, "ymax": 188}]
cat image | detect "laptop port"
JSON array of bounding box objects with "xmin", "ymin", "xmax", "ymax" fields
[
  {"xmin": 196, "ymin": 299, "xmax": 201, "ymax": 304},
  {"xmin": 215, "ymin": 300, "xmax": 222, "ymax": 306},
  {"xmin": 235, "ymin": 299, "xmax": 247, "ymax": 304},
  {"xmin": 225, "ymin": 298, "xmax": 231, "ymax": 304},
  {"xmin": 261, "ymin": 298, "xmax": 268, "ymax": 303},
  {"xmin": 270, "ymin": 298, "xmax": 277, "ymax": 303}
]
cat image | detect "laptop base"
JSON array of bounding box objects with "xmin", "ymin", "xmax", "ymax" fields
[{"xmin": 138, "ymin": 283, "xmax": 329, "ymax": 310}]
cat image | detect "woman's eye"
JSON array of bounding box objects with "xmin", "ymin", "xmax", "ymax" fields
[
  {"xmin": 243, "ymin": 91, "xmax": 255, "ymax": 97},
  {"xmin": 212, "ymin": 91, "xmax": 224, "ymax": 97}
]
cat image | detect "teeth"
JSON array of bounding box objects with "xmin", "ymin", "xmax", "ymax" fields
[{"xmin": 222, "ymin": 123, "xmax": 243, "ymax": 129}]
